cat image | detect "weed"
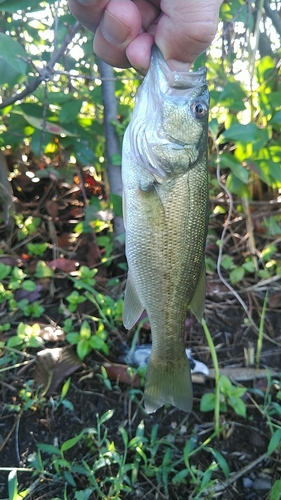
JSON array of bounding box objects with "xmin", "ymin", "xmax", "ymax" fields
[
  {"xmin": 7, "ymin": 323, "xmax": 44, "ymax": 350},
  {"xmin": 66, "ymin": 319, "xmax": 108, "ymax": 359},
  {"xmin": 26, "ymin": 242, "xmax": 49, "ymax": 257},
  {"xmin": 200, "ymin": 374, "xmax": 247, "ymax": 418}
]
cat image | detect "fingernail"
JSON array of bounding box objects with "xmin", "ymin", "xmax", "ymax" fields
[{"xmin": 102, "ymin": 10, "xmax": 130, "ymax": 45}]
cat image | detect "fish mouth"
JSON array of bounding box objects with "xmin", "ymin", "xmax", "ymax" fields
[
  {"xmin": 151, "ymin": 46, "xmax": 207, "ymax": 91},
  {"xmin": 165, "ymin": 136, "xmax": 190, "ymax": 148}
]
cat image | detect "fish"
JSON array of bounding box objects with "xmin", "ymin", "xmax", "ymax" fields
[{"xmin": 121, "ymin": 46, "xmax": 209, "ymax": 413}]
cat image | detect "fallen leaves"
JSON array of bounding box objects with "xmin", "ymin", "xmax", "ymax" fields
[{"xmin": 34, "ymin": 346, "xmax": 82, "ymax": 395}]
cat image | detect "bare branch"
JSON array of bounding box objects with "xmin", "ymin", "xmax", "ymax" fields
[
  {"xmin": 0, "ymin": 20, "xmax": 81, "ymax": 110},
  {"xmin": 99, "ymin": 59, "xmax": 125, "ymax": 247}
]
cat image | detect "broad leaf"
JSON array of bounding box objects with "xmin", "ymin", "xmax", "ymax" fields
[{"xmin": 0, "ymin": 33, "xmax": 27, "ymax": 74}]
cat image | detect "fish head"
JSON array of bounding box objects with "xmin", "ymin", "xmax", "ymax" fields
[{"xmin": 131, "ymin": 47, "xmax": 209, "ymax": 183}]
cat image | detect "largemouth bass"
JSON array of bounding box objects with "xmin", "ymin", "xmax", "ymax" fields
[{"xmin": 122, "ymin": 47, "xmax": 209, "ymax": 413}]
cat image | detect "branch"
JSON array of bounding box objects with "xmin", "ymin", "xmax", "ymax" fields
[
  {"xmin": 0, "ymin": 20, "xmax": 81, "ymax": 110},
  {"xmin": 99, "ymin": 59, "xmax": 125, "ymax": 247}
]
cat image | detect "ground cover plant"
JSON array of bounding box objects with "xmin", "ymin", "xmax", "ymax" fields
[{"xmin": 0, "ymin": 0, "xmax": 281, "ymax": 498}]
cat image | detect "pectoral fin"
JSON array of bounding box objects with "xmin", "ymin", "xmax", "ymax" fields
[
  {"xmin": 189, "ymin": 264, "xmax": 206, "ymax": 323},
  {"xmin": 123, "ymin": 272, "xmax": 144, "ymax": 330}
]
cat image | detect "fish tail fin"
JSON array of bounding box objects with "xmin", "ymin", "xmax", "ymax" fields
[{"xmin": 144, "ymin": 356, "xmax": 193, "ymax": 413}]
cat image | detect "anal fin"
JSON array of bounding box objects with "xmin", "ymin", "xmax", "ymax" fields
[{"xmin": 123, "ymin": 272, "xmax": 144, "ymax": 330}]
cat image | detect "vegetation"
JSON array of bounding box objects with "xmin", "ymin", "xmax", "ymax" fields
[{"xmin": 0, "ymin": 0, "xmax": 281, "ymax": 498}]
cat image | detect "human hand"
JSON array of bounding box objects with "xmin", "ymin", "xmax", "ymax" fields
[{"xmin": 68, "ymin": 0, "xmax": 223, "ymax": 72}]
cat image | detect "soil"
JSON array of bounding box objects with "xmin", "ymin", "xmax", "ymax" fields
[{"xmin": 0, "ymin": 163, "xmax": 281, "ymax": 499}]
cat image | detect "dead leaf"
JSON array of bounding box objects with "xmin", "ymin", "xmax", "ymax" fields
[
  {"xmin": 102, "ymin": 362, "xmax": 141, "ymax": 387},
  {"xmin": 14, "ymin": 284, "xmax": 43, "ymax": 303},
  {"xmin": 87, "ymin": 242, "xmax": 101, "ymax": 267},
  {"xmin": 57, "ymin": 233, "xmax": 70, "ymax": 248},
  {"xmin": 39, "ymin": 324, "xmax": 65, "ymax": 342},
  {"xmin": 59, "ymin": 207, "xmax": 84, "ymax": 221},
  {"xmin": 47, "ymin": 258, "xmax": 78, "ymax": 272},
  {"xmin": 0, "ymin": 256, "xmax": 22, "ymax": 266},
  {"xmin": 268, "ymin": 291, "xmax": 281, "ymax": 309},
  {"xmin": 34, "ymin": 346, "xmax": 82, "ymax": 395},
  {"xmin": 46, "ymin": 199, "xmax": 59, "ymax": 218}
]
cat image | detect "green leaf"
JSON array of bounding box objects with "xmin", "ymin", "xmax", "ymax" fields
[
  {"xmin": 77, "ymin": 339, "xmax": 91, "ymax": 360},
  {"xmin": 37, "ymin": 443, "xmax": 62, "ymax": 456},
  {"xmin": 66, "ymin": 332, "xmax": 80, "ymax": 344},
  {"xmin": 61, "ymin": 431, "xmax": 84, "ymax": 452},
  {"xmin": 59, "ymin": 100, "xmax": 83, "ymax": 124},
  {"xmin": 64, "ymin": 471, "xmax": 76, "ymax": 487},
  {"xmin": 243, "ymin": 261, "xmax": 255, "ymax": 273},
  {"xmin": 80, "ymin": 320, "xmax": 91, "ymax": 340},
  {"xmin": 231, "ymin": 387, "xmax": 247, "ymax": 398},
  {"xmin": 270, "ymin": 479, "xmax": 281, "ymax": 500},
  {"xmin": 75, "ymin": 488, "xmax": 94, "ymax": 500},
  {"xmin": 229, "ymin": 266, "xmax": 245, "ymax": 285},
  {"xmin": 220, "ymin": 154, "xmax": 249, "ymax": 183},
  {"xmin": 270, "ymin": 110, "xmax": 281, "ymax": 126},
  {"xmin": 119, "ymin": 426, "xmax": 128, "ymax": 448},
  {"xmin": 219, "ymin": 375, "xmax": 234, "ymax": 394},
  {"xmin": 110, "ymin": 153, "xmax": 121, "ymax": 166},
  {"xmin": 89, "ymin": 335, "xmax": 106, "ymax": 352},
  {"xmin": 0, "ymin": 0, "xmax": 43, "ymax": 12},
  {"xmin": 35, "ymin": 261, "xmax": 53, "ymax": 278},
  {"xmin": 110, "ymin": 192, "xmax": 123, "ymax": 217},
  {"xmin": 219, "ymin": 123, "xmax": 259, "ymax": 144},
  {"xmin": 99, "ymin": 409, "xmax": 114, "ymax": 425},
  {"xmin": 218, "ymin": 80, "xmax": 247, "ymax": 112},
  {"xmin": 23, "ymin": 114, "xmax": 78, "ymax": 136},
  {"xmin": 209, "ymin": 448, "xmax": 230, "ymax": 478},
  {"xmin": 221, "ymin": 255, "xmax": 234, "ymax": 270},
  {"xmin": 200, "ymin": 392, "xmax": 216, "ymax": 412},
  {"xmin": 0, "ymin": 263, "xmax": 12, "ymax": 280},
  {"xmin": 172, "ymin": 469, "xmax": 189, "ymax": 484},
  {"xmin": 226, "ymin": 173, "xmax": 250, "ymax": 198},
  {"xmin": 61, "ymin": 377, "xmax": 71, "ymax": 400},
  {"xmin": 97, "ymin": 235, "xmax": 111, "ymax": 247},
  {"xmin": 22, "ymin": 280, "xmax": 37, "ymax": 291},
  {"xmin": 267, "ymin": 428, "xmax": 281, "ymax": 457},
  {"xmin": 73, "ymin": 141, "xmax": 96, "ymax": 166},
  {"xmin": 0, "ymin": 33, "xmax": 27, "ymax": 75},
  {"xmin": 228, "ymin": 397, "xmax": 247, "ymax": 418},
  {"xmin": 0, "ymin": 57, "xmax": 23, "ymax": 86},
  {"xmin": 8, "ymin": 468, "xmax": 18, "ymax": 500}
]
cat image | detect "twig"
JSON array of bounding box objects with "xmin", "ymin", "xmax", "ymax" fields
[
  {"xmin": 139, "ymin": 471, "xmax": 167, "ymax": 500},
  {"xmin": 212, "ymin": 132, "xmax": 260, "ymax": 333},
  {"xmin": 0, "ymin": 21, "xmax": 81, "ymax": 109},
  {"xmin": 205, "ymin": 452, "xmax": 267, "ymax": 495},
  {"xmin": 0, "ymin": 415, "xmax": 21, "ymax": 454},
  {"xmin": 15, "ymin": 415, "xmax": 22, "ymax": 466}
]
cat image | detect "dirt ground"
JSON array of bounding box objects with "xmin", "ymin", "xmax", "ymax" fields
[{"xmin": 0, "ymin": 165, "xmax": 281, "ymax": 499}]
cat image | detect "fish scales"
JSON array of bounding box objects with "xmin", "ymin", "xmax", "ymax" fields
[{"xmin": 122, "ymin": 47, "xmax": 209, "ymax": 413}]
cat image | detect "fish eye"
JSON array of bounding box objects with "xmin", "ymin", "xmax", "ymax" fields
[{"xmin": 191, "ymin": 100, "xmax": 208, "ymax": 119}]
